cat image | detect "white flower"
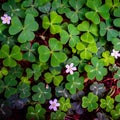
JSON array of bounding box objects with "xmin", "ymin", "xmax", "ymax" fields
[
  {"xmin": 1, "ymin": 14, "xmax": 11, "ymax": 24},
  {"xmin": 65, "ymin": 63, "xmax": 77, "ymax": 74},
  {"xmin": 111, "ymin": 49, "xmax": 120, "ymax": 59},
  {"xmin": 49, "ymin": 99, "xmax": 60, "ymax": 111}
]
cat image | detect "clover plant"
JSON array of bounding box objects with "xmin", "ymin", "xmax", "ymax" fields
[
  {"xmin": 26, "ymin": 104, "xmax": 46, "ymax": 120},
  {"xmin": 59, "ymin": 97, "xmax": 71, "ymax": 112},
  {"xmin": 0, "ymin": 0, "xmax": 120, "ymax": 119},
  {"xmin": 50, "ymin": 110, "xmax": 66, "ymax": 120},
  {"xmin": 38, "ymin": 38, "xmax": 67, "ymax": 67},
  {"xmin": 32, "ymin": 82, "xmax": 52, "ymax": 104},
  {"xmin": 85, "ymin": 0, "xmax": 110, "ymax": 24},
  {"xmin": 111, "ymin": 103, "xmax": 120, "ymax": 120},
  {"xmin": 82, "ymin": 92, "xmax": 98, "ymax": 112},
  {"xmin": 65, "ymin": 72, "xmax": 84, "ymax": 94},
  {"xmin": 0, "ymin": 44, "xmax": 22, "ymax": 67},
  {"xmin": 9, "ymin": 14, "xmax": 39, "ymax": 43},
  {"xmin": 44, "ymin": 68, "xmax": 63, "ymax": 86},
  {"xmin": 85, "ymin": 57, "xmax": 107, "ymax": 80},
  {"xmin": 42, "ymin": 11, "xmax": 63, "ymax": 34},
  {"xmin": 100, "ymin": 96, "xmax": 114, "ymax": 112}
]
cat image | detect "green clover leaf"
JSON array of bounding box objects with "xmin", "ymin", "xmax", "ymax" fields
[
  {"xmin": 60, "ymin": 24, "xmax": 79, "ymax": 48},
  {"xmin": 115, "ymin": 94, "xmax": 120, "ymax": 102},
  {"xmin": 114, "ymin": 69, "xmax": 120, "ymax": 88},
  {"xmin": 26, "ymin": 104, "xmax": 46, "ymax": 120},
  {"xmin": 0, "ymin": 44, "xmax": 22, "ymax": 67},
  {"xmin": 0, "ymin": 75, "xmax": 17, "ymax": 98},
  {"xmin": 2, "ymin": 0, "xmax": 25, "ymax": 18},
  {"xmin": 65, "ymin": 0, "xmax": 88, "ymax": 23},
  {"xmin": 85, "ymin": 0, "xmax": 110, "ymax": 24},
  {"xmin": 76, "ymin": 42, "xmax": 98, "ymax": 60},
  {"xmin": 100, "ymin": 51, "xmax": 115, "ymax": 66},
  {"xmin": 85, "ymin": 57, "xmax": 107, "ymax": 81},
  {"xmin": 17, "ymin": 83, "xmax": 31, "ymax": 98},
  {"xmin": 42, "ymin": 11, "xmax": 63, "ymax": 34},
  {"xmin": 59, "ymin": 97, "xmax": 71, "ymax": 112},
  {"xmin": 21, "ymin": 42, "xmax": 39, "ymax": 62},
  {"xmin": 111, "ymin": 103, "xmax": 120, "ymax": 120},
  {"xmin": 26, "ymin": 64, "xmax": 42, "ymax": 81},
  {"xmin": 9, "ymin": 65, "xmax": 23, "ymax": 78},
  {"xmin": 50, "ymin": 110, "xmax": 66, "ymax": 120},
  {"xmin": 82, "ymin": 92, "xmax": 98, "ymax": 112},
  {"xmin": 100, "ymin": 96, "xmax": 114, "ymax": 112},
  {"xmin": 9, "ymin": 14, "xmax": 39, "ymax": 43},
  {"xmin": 112, "ymin": 38, "xmax": 120, "ymax": 51},
  {"xmin": 22, "ymin": 0, "xmax": 39, "ymax": 17},
  {"xmin": 77, "ymin": 21, "xmax": 98, "ymax": 43},
  {"xmin": 38, "ymin": 38, "xmax": 67, "ymax": 67},
  {"xmin": 0, "ymin": 67, "xmax": 8, "ymax": 78},
  {"xmin": 99, "ymin": 20, "xmax": 119, "ymax": 41},
  {"xmin": 32, "ymin": 82, "xmax": 52, "ymax": 104},
  {"xmin": 105, "ymin": 0, "xmax": 120, "ymax": 8},
  {"xmin": 65, "ymin": 72, "xmax": 84, "ymax": 94},
  {"xmin": 44, "ymin": 69, "xmax": 63, "ymax": 86},
  {"xmin": 113, "ymin": 7, "xmax": 120, "ymax": 27}
]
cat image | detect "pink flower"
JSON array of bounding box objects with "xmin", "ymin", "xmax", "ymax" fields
[
  {"xmin": 65, "ymin": 63, "xmax": 77, "ymax": 74},
  {"xmin": 111, "ymin": 49, "xmax": 120, "ymax": 59},
  {"xmin": 1, "ymin": 14, "xmax": 11, "ymax": 24},
  {"xmin": 49, "ymin": 99, "xmax": 60, "ymax": 111}
]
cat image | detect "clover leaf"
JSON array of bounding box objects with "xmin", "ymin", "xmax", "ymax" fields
[
  {"xmin": 65, "ymin": 0, "xmax": 88, "ymax": 23},
  {"xmin": 114, "ymin": 69, "xmax": 120, "ymax": 80},
  {"xmin": 54, "ymin": 0, "xmax": 69, "ymax": 14},
  {"xmin": 77, "ymin": 21, "xmax": 98, "ymax": 43},
  {"xmin": 105, "ymin": 0, "xmax": 120, "ymax": 8},
  {"xmin": 2, "ymin": 0, "xmax": 25, "ymax": 18},
  {"xmin": 20, "ymin": 76, "xmax": 30, "ymax": 85},
  {"xmin": 22, "ymin": 0, "xmax": 39, "ymax": 17},
  {"xmin": 44, "ymin": 69, "xmax": 63, "ymax": 86},
  {"xmin": 90, "ymin": 82, "xmax": 106, "ymax": 97},
  {"xmin": 65, "ymin": 72, "xmax": 84, "ymax": 94},
  {"xmin": 0, "ymin": 67, "xmax": 8, "ymax": 79},
  {"xmin": 99, "ymin": 20, "xmax": 119, "ymax": 41},
  {"xmin": 32, "ymin": 82, "xmax": 52, "ymax": 104},
  {"xmin": 59, "ymin": 97, "xmax": 71, "ymax": 112},
  {"xmin": 55, "ymin": 86, "xmax": 70, "ymax": 98},
  {"xmin": 38, "ymin": 2, "xmax": 51, "ymax": 17},
  {"xmin": 60, "ymin": 24, "xmax": 79, "ymax": 48},
  {"xmin": 9, "ymin": 65, "xmax": 23, "ymax": 78},
  {"xmin": 42, "ymin": 11, "xmax": 63, "ymax": 34},
  {"xmin": 111, "ymin": 103, "xmax": 120, "ymax": 120},
  {"xmin": 85, "ymin": 0, "xmax": 110, "ymax": 24},
  {"xmin": 50, "ymin": 110, "xmax": 66, "ymax": 120},
  {"xmin": 0, "ymin": 75, "xmax": 17, "ymax": 98},
  {"xmin": 115, "ymin": 94, "xmax": 120, "ymax": 102},
  {"xmin": 38, "ymin": 38, "xmax": 67, "ymax": 67},
  {"xmin": 85, "ymin": 57, "xmax": 107, "ymax": 81},
  {"xmin": 100, "ymin": 96, "xmax": 114, "ymax": 112},
  {"xmin": 26, "ymin": 104, "xmax": 46, "ymax": 120},
  {"xmin": 21, "ymin": 42, "xmax": 39, "ymax": 62},
  {"xmin": 100, "ymin": 51, "xmax": 115, "ymax": 66},
  {"xmin": 9, "ymin": 14, "xmax": 39, "ymax": 43},
  {"xmin": 26, "ymin": 64, "xmax": 42, "ymax": 81},
  {"xmin": 112, "ymin": 38, "xmax": 120, "ymax": 51},
  {"xmin": 82, "ymin": 92, "xmax": 98, "ymax": 112},
  {"xmin": 76, "ymin": 42, "xmax": 98, "ymax": 60},
  {"xmin": 0, "ymin": 44, "xmax": 22, "ymax": 67},
  {"xmin": 113, "ymin": 7, "xmax": 120, "ymax": 27},
  {"xmin": 17, "ymin": 83, "xmax": 31, "ymax": 98}
]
